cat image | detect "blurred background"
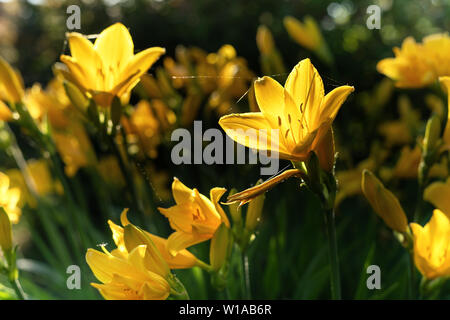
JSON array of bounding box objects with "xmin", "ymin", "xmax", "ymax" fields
[{"xmin": 1, "ymin": 0, "xmax": 450, "ymax": 299}]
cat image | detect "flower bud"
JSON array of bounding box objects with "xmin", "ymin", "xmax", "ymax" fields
[
  {"xmin": 209, "ymin": 223, "xmax": 231, "ymax": 272},
  {"xmin": 0, "ymin": 207, "xmax": 12, "ymax": 252},
  {"xmin": 315, "ymin": 128, "xmax": 335, "ymax": 173},
  {"xmin": 256, "ymin": 25, "xmax": 275, "ymax": 55},
  {"xmin": 361, "ymin": 169, "xmax": 408, "ymax": 233},
  {"xmin": 0, "ymin": 57, "xmax": 24, "ymax": 103},
  {"xmin": 63, "ymin": 80, "xmax": 88, "ymax": 112},
  {"xmin": 245, "ymin": 180, "xmax": 265, "ymax": 232},
  {"xmin": 423, "ymin": 114, "xmax": 441, "ymax": 159}
]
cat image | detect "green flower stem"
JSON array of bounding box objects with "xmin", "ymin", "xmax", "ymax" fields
[
  {"xmin": 408, "ymin": 251, "xmax": 417, "ymax": 299},
  {"xmin": 241, "ymin": 252, "xmax": 251, "ymax": 299},
  {"xmin": 10, "ymin": 278, "xmax": 26, "ymax": 300},
  {"xmin": 324, "ymin": 208, "xmax": 341, "ymax": 300}
]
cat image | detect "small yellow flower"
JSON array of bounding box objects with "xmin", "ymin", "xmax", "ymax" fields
[
  {"xmin": 158, "ymin": 178, "xmax": 229, "ymax": 256},
  {"xmin": 410, "ymin": 210, "xmax": 450, "ymax": 279},
  {"xmin": 0, "ymin": 172, "xmax": 21, "ymax": 224},
  {"xmin": 361, "ymin": 169, "xmax": 408, "ymax": 233},
  {"xmin": 219, "ymin": 58, "xmax": 354, "ymax": 162},
  {"xmin": 0, "ymin": 56, "xmax": 24, "ymax": 104},
  {"xmin": 59, "ymin": 23, "xmax": 165, "ymax": 107}
]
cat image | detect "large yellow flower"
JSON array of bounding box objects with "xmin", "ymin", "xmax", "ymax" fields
[
  {"xmin": 59, "ymin": 23, "xmax": 165, "ymax": 107},
  {"xmin": 410, "ymin": 210, "xmax": 450, "ymax": 279},
  {"xmin": 219, "ymin": 58, "xmax": 354, "ymax": 162},
  {"xmin": 377, "ymin": 34, "xmax": 450, "ymax": 88},
  {"xmin": 158, "ymin": 178, "xmax": 229, "ymax": 256},
  {"xmin": 0, "ymin": 172, "xmax": 21, "ymax": 224}
]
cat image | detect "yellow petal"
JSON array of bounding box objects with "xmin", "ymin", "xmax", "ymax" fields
[
  {"xmin": 284, "ymin": 58, "xmax": 324, "ymax": 122},
  {"xmin": 166, "ymin": 231, "xmax": 210, "ymax": 257},
  {"xmin": 253, "ymin": 76, "xmax": 285, "ymax": 127},
  {"xmin": 219, "ymin": 112, "xmax": 291, "ymax": 158},
  {"xmin": 146, "ymin": 233, "xmax": 198, "ymax": 269},
  {"xmin": 117, "ymin": 47, "xmax": 166, "ymax": 96},
  {"xmin": 94, "ymin": 23, "xmax": 134, "ymax": 74},
  {"xmin": 320, "ymin": 85, "xmax": 354, "ymax": 123},
  {"xmin": 210, "ymin": 187, "xmax": 230, "ymax": 227},
  {"xmin": 171, "ymin": 177, "xmax": 194, "ymax": 204},
  {"xmin": 424, "ymin": 179, "xmax": 450, "ymax": 219}
]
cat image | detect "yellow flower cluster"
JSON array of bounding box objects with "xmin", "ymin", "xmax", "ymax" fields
[{"xmin": 377, "ymin": 33, "xmax": 450, "ymax": 88}]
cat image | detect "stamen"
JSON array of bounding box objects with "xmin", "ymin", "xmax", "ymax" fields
[{"xmin": 277, "ymin": 116, "xmax": 282, "ymax": 127}]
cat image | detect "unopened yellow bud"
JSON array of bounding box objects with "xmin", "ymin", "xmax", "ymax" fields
[
  {"xmin": 209, "ymin": 223, "xmax": 231, "ymax": 272},
  {"xmin": 283, "ymin": 16, "xmax": 322, "ymax": 51},
  {"xmin": 63, "ymin": 80, "xmax": 88, "ymax": 111},
  {"xmin": 315, "ymin": 128, "xmax": 335, "ymax": 173},
  {"xmin": 227, "ymin": 188, "xmax": 242, "ymax": 224},
  {"xmin": 256, "ymin": 25, "xmax": 275, "ymax": 55},
  {"xmin": 0, "ymin": 207, "xmax": 12, "ymax": 252},
  {"xmin": 0, "ymin": 57, "xmax": 24, "ymax": 103},
  {"xmin": 245, "ymin": 180, "xmax": 265, "ymax": 232},
  {"xmin": 423, "ymin": 114, "xmax": 441, "ymax": 158},
  {"xmin": 361, "ymin": 169, "xmax": 408, "ymax": 233}
]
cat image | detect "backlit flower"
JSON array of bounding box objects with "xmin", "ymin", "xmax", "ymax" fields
[
  {"xmin": 59, "ymin": 23, "xmax": 165, "ymax": 107},
  {"xmin": 219, "ymin": 58, "xmax": 354, "ymax": 162}
]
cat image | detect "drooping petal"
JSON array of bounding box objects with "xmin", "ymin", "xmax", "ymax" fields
[
  {"xmin": 158, "ymin": 205, "xmax": 194, "ymax": 233},
  {"xmin": 166, "ymin": 231, "xmax": 210, "ymax": 257},
  {"xmin": 219, "ymin": 112, "xmax": 291, "ymax": 158}
]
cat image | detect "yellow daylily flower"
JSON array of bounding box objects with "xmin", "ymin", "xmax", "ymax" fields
[
  {"xmin": 158, "ymin": 178, "xmax": 229, "ymax": 256},
  {"xmin": 0, "ymin": 56, "xmax": 24, "ymax": 104},
  {"xmin": 109, "ymin": 209, "xmax": 200, "ymax": 269},
  {"xmin": 0, "ymin": 172, "xmax": 21, "ymax": 224},
  {"xmin": 59, "ymin": 23, "xmax": 165, "ymax": 107},
  {"xmin": 86, "ymin": 245, "xmax": 171, "ymax": 300},
  {"xmin": 361, "ymin": 169, "xmax": 408, "ymax": 233},
  {"xmin": 219, "ymin": 58, "xmax": 354, "ymax": 162},
  {"xmin": 410, "ymin": 210, "xmax": 450, "ymax": 279},
  {"xmin": 377, "ymin": 34, "xmax": 450, "ymax": 88}
]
